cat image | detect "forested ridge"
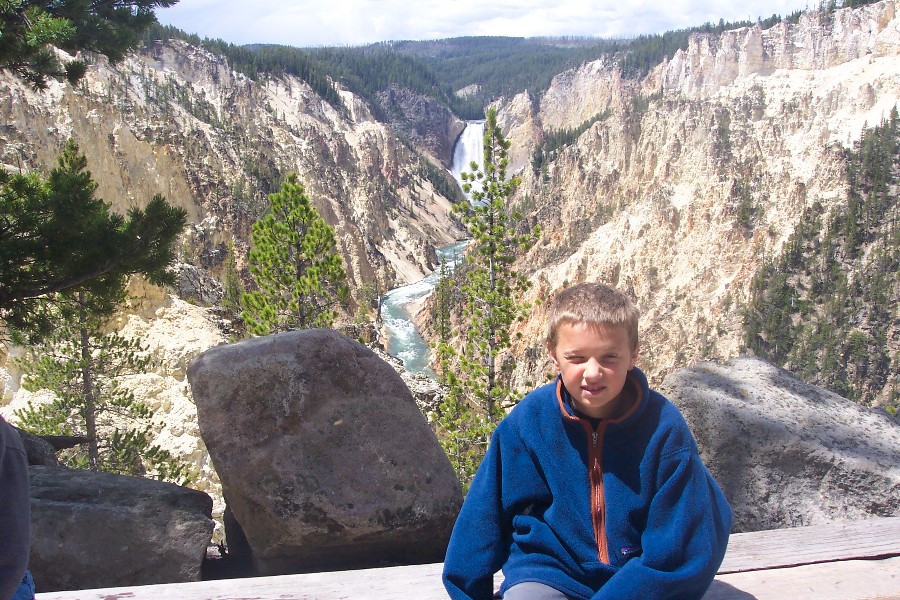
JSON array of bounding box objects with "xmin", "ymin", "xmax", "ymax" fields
[
  {"xmin": 143, "ymin": 24, "xmax": 345, "ymax": 111},
  {"xmin": 142, "ymin": 7, "xmax": 816, "ymax": 123},
  {"xmin": 744, "ymin": 110, "xmax": 900, "ymax": 415}
]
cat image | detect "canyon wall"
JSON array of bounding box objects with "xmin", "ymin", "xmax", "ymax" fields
[
  {"xmin": 2, "ymin": 1, "xmax": 898, "ymax": 536},
  {"xmin": 497, "ymin": 1, "xmax": 899, "ymax": 400}
]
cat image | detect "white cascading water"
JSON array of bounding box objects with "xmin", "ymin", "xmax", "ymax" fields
[
  {"xmin": 450, "ymin": 120, "xmax": 486, "ymax": 197},
  {"xmin": 380, "ymin": 120, "xmax": 484, "ymax": 376}
]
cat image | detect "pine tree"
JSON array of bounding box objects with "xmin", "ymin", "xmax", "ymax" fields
[
  {"xmin": 0, "ymin": 139, "xmax": 187, "ymax": 342},
  {"xmin": 16, "ymin": 290, "xmax": 191, "ymax": 484},
  {"xmin": 432, "ymin": 255, "xmax": 453, "ymax": 343},
  {"xmin": 6, "ymin": 141, "xmax": 189, "ymax": 483},
  {"xmin": 435, "ymin": 107, "xmax": 541, "ymax": 488},
  {"xmin": 0, "ymin": 0, "xmax": 178, "ymax": 90},
  {"xmin": 241, "ymin": 174, "xmax": 349, "ymax": 334},
  {"xmin": 219, "ymin": 240, "xmax": 245, "ymax": 319}
]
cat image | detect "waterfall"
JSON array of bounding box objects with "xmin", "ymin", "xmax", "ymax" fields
[
  {"xmin": 380, "ymin": 120, "xmax": 484, "ymax": 376},
  {"xmin": 450, "ymin": 120, "xmax": 486, "ymax": 195}
]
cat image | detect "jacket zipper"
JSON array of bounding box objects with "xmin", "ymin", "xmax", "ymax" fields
[
  {"xmin": 556, "ymin": 378, "xmax": 626, "ymax": 566},
  {"xmin": 587, "ymin": 424, "xmax": 609, "ymax": 563}
]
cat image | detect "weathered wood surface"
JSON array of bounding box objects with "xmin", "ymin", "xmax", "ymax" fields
[
  {"xmin": 708, "ymin": 557, "xmax": 900, "ymax": 600},
  {"xmin": 36, "ymin": 517, "xmax": 900, "ymax": 600},
  {"xmin": 720, "ymin": 516, "xmax": 900, "ymax": 573}
]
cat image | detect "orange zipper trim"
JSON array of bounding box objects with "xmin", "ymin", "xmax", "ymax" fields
[{"xmin": 555, "ymin": 376, "xmax": 641, "ymax": 564}]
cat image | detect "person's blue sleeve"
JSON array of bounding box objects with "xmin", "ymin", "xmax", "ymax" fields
[
  {"xmin": 0, "ymin": 420, "xmax": 31, "ymax": 600},
  {"xmin": 592, "ymin": 450, "xmax": 732, "ymax": 600},
  {"xmin": 442, "ymin": 429, "xmax": 510, "ymax": 600}
]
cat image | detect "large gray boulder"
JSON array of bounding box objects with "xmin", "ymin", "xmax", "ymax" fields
[
  {"xmin": 661, "ymin": 356, "xmax": 900, "ymax": 533},
  {"xmin": 187, "ymin": 329, "xmax": 463, "ymax": 575},
  {"xmin": 28, "ymin": 465, "xmax": 214, "ymax": 591}
]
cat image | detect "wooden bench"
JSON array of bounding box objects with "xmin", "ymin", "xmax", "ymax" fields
[{"xmin": 37, "ymin": 517, "xmax": 900, "ymax": 599}]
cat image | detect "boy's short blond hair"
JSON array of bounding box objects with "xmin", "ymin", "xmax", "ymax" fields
[{"xmin": 545, "ymin": 282, "xmax": 640, "ymax": 352}]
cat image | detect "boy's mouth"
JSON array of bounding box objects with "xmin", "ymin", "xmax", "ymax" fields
[{"xmin": 582, "ymin": 385, "xmax": 606, "ymax": 397}]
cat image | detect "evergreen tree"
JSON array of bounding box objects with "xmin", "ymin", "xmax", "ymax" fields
[
  {"xmin": 432, "ymin": 255, "xmax": 454, "ymax": 343},
  {"xmin": 435, "ymin": 107, "xmax": 540, "ymax": 488},
  {"xmin": 241, "ymin": 174, "xmax": 349, "ymax": 334},
  {"xmin": 219, "ymin": 240, "xmax": 245, "ymax": 319},
  {"xmin": 6, "ymin": 141, "xmax": 188, "ymax": 483},
  {"xmin": 743, "ymin": 112, "xmax": 899, "ymax": 412},
  {"xmin": 0, "ymin": 0, "xmax": 178, "ymax": 90},
  {"xmin": 0, "ymin": 139, "xmax": 187, "ymax": 342},
  {"xmin": 16, "ymin": 290, "xmax": 191, "ymax": 484}
]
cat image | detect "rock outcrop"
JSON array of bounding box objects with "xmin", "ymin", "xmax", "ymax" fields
[
  {"xmin": 187, "ymin": 329, "xmax": 463, "ymax": 575},
  {"xmin": 661, "ymin": 356, "xmax": 900, "ymax": 533},
  {"xmin": 375, "ymin": 85, "xmax": 467, "ymax": 166},
  {"xmin": 13, "ymin": 427, "xmax": 58, "ymax": 466},
  {"xmin": 28, "ymin": 465, "xmax": 214, "ymax": 592}
]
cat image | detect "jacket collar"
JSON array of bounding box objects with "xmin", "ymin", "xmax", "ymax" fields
[{"xmin": 555, "ymin": 366, "xmax": 650, "ymax": 431}]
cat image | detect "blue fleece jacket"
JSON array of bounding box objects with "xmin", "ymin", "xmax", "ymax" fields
[{"xmin": 442, "ymin": 367, "xmax": 732, "ymax": 600}]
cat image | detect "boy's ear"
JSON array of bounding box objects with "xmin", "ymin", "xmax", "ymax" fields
[
  {"xmin": 629, "ymin": 344, "xmax": 640, "ymax": 370},
  {"xmin": 546, "ymin": 341, "xmax": 560, "ymax": 370}
]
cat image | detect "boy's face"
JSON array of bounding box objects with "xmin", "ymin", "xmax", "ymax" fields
[{"xmin": 547, "ymin": 321, "xmax": 639, "ymax": 419}]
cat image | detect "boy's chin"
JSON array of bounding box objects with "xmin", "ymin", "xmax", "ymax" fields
[{"xmin": 575, "ymin": 392, "xmax": 627, "ymax": 419}]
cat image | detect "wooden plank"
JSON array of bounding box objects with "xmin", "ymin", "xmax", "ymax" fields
[
  {"xmin": 35, "ymin": 517, "xmax": 900, "ymax": 600},
  {"xmin": 708, "ymin": 556, "xmax": 900, "ymax": 600},
  {"xmin": 35, "ymin": 563, "xmax": 450, "ymax": 600},
  {"xmin": 35, "ymin": 557, "xmax": 900, "ymax": 600},
  {"xmin": 720, "ymin": 517, "xmax": 900, "ymax": 574}
]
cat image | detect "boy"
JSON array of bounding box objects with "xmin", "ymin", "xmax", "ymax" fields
[{"xmin": 443, "ymin": 283, "xmax": 732, "ymax": 600}]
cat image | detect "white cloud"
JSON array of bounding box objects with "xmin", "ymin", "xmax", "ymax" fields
[{"xmin": 156, "ymin": 0, "xmax": 810, "ymax": 47}]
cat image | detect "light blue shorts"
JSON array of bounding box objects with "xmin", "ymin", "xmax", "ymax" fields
[{"xmin": 503, "ymin": 582, "xmax": 576, "ymax": 600}]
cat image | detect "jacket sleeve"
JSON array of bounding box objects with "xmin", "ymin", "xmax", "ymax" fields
[
  {"xmin": 592, "ymin": 449, "xmax": 732, "ymax": 600},
  {"xmin": 442, "ymin": 427, "xmax": 511, "ymax": 600},
  {"xmin": 0, "ymin": 419, "xmax": 31, "ymax": 600}
]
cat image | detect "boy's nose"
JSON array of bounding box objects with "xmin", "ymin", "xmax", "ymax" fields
[{"xmin": 584, "ymin": 359, "xmax": 602, "ymax": 379}]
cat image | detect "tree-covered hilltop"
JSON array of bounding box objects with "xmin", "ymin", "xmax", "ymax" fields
[
  {"xmin": 144, "ymin": 8, "xmax": 811, "ymax": 123},
  {"xmin": 744, "ymin": 109, "xmax": 899, "ymax": 416},
  {"xmin": 340, "ymin": 8, "xmax": 810, "ymax": 111},
  {"xmin": 142, "ymin": 24, "xmax": 345, "ymax": 111},
  {"xmin": 302, "ymin": 45, "xmax": 474, "ymax": 120},
  {"xmin": 386, "ymin": 36, "xmax": 618, "ymax": 116}
]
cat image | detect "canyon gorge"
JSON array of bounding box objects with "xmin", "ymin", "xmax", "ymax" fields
[{"xmin": 2, "ymin": 0, "xmax": 899, "ymax": 541}]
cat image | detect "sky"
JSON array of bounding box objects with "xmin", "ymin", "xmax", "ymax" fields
[{"xmin": 155, "ymin": 0, "xmax": 812, "ymax": 48}]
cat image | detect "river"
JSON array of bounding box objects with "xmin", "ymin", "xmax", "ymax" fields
[{"xmin": 380, "ymin": 120, "xmax": 485, "ymax": 377}]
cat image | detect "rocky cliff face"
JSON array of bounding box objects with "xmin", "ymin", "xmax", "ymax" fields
[
  {"xmin": 0, "ymin": 39, "xmax": 465, "ymax": 534},
  {"xmin": 0, "ymin": 40, "xmax": 465, "ymax": 291},
  {"xmin": 498, "ymin": 0, "xmax": 900, "ymax": 399},
  {"xmin": 374, "ymin": 85, "xmax": 467, "ymax": 167}
]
